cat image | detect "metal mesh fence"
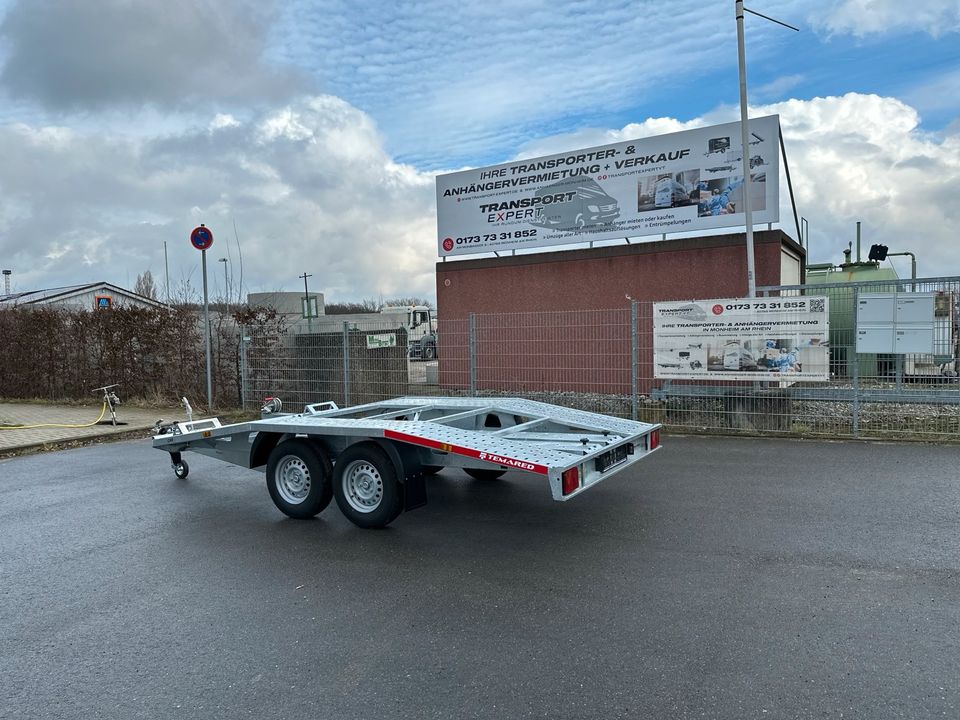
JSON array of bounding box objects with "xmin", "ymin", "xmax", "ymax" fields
[
  {"xmin": 241, "ymin": 320, "xmax": 417, "ymax": 409},
  {"xmin": 756, "ymin": 276, "xmax": 960, "ymax": 441},
  {"xmin": 241, "ymin": 276, "xmax": 960, "ymax": 441}
]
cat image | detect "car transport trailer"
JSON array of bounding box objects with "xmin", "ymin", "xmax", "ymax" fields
[{"xmin": 153, "ymin": 396, "xmax": 662, "ymax": 528}]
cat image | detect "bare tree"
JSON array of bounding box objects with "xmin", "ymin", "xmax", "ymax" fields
[
  {"xmin": 385, "ymin": 297, "xmax": 435, "ymax": 310},
  {"xmin": 324, "ymin": 297, "xmax": 435, "ymax": 314},
  {"xmin": 324, "ymin": 298, "xmax": 381, "ymax": 314},
  {"xmin": 134, "ymin": 270, "xmax": 158, "ymax": 299}
]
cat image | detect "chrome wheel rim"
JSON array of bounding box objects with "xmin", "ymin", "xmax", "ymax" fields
[
  {"xmin": 342, "ymin": 460, "xmax": 383, "ymax": 513},
  {"xmin": 276, "ymin": 455, "xmax": 311, "ymax": 505}
]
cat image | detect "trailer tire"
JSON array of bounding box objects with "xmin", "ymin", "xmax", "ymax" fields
[
  {"xmin": 174, "ymin": 461, "xmax": 189, "ymax": 479},
  {"xmin": 334, "ymin": 443, "xmax": 403, "ymax": 528},
  {"xmin": 464, "ymin": 468, "xmax": 506, "ymax": 481},
  {"xmin": 266, "ymin": 439, "xmax": 333, "ymax": 519}
]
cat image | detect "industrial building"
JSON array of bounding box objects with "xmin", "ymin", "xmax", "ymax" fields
[{"xmin": 0, "ymin": 281, "xmax": 166, "ymax": 311}]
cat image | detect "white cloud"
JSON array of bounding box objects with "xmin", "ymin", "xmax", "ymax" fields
[
  {"xmin": 0, "ymin": 96, "xmax": 438, "ymax": 301},
  {"xmin": 257, "ymin": 108, "xmax": 316, "ymax": 143},
  {"xmin": 813, "ymin": 0, "xmax": 960, "ymax": 37},
  {"xmin": 905, "ymin": 68, "xmax": 960, "ymax": 114},
  {"xmin": 271, "ymin": 0, "xmax": 732, "ymax": 168},
  {"xmin": 493, "ymin": 93, "xmax": 960, "ymax": 277},
  {"xmin": 210, "ymin": 114, "xmax": 241, "ymax": 131},
  {"xmin": 763, "ymin": 93, "xmax": 959, "ymax": 274},
  {"xmin": 1, "ymin": 91, "xmax": 957, "ymax": 305},
  {"xmin": 0, "ymin": 0, "xmax": 302, "ymax": 110},
  {"xmin": 753, "ymin": 74, "xmax": 806, "ymax": 101}
]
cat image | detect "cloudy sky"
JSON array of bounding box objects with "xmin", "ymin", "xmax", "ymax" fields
[{"xmin": 0, "ymin": 0, "xmax": 957, "ymax": 303}]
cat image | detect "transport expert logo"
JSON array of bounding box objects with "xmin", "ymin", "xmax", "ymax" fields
[
  {"xmin": 442, "ymin": 237, "xmax": 454, "ymax": 251},
  {"xmin": 712, "ymin": 304, "xmax": 724, "ymax": 315}
]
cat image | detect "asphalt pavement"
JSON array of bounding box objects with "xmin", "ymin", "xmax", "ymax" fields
[{"xmin": 1, "ymin": 435, "xmax": 958, "ymax": 719}]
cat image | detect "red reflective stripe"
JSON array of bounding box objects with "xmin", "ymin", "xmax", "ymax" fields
[{"xmin": 382, "ymin": 429, "xmax": 550, "ymax": 475}]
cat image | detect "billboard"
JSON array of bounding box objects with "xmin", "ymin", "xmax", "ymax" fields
[
  {"xmin": 436, "ymin": 115, "xmax": 780, "ymax": 257},
  {"xmin": 653, "ymin": 296, "xmax": 829, "ymax": 381}
]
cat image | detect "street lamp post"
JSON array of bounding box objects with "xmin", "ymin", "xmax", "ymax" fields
[
  {"xmin": 735, "ymin": 0, "xmax": 756, "ymax": 297},
  {"xmin": 734, "ymin": 1, "xmax": 799, "ymax": 297},
  {"xmin": 218, "ymin": 257, "xmax": 229, "ymax": 313}
]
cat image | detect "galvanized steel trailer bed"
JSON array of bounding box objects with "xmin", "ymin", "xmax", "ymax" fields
[{"xmin": 153, "ymin": 396, "xmax": 662, "ymax": 528}]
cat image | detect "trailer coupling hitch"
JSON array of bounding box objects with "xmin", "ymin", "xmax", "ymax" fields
[{"xmin": 261, "ymin": 396, "xmax": 283, "ymax": 414}]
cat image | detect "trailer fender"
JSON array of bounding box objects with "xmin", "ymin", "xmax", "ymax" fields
[
  {"xmin": 249, "ymin": 432, "xmax": 289, "ymax": 469},
  {"xmin": 251, "ymin": 431, "xmax": 338, "ymax": 470},
  {"xmin": 368, "ymin": 437, "xmax": 428, "ymax": 511}
]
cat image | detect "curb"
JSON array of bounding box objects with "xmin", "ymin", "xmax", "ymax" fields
[{"xmin": 0, "ymin": 427, "xmax": 154, "ymax": 460}]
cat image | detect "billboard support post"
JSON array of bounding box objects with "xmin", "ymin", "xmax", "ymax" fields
[{"xmin": 779, "ymin": 126, "xmax": 802, "ymax": 247}]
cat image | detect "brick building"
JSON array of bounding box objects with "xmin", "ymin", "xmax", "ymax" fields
[{"xmin": 434, "ymin": 229, "xmax": 804, "ymax": 393}]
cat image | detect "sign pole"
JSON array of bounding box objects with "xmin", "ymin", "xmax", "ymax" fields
[
  {"xmin": 190, "ymin": 224, "xmax": 216, "ymax": 411},
  {"xmin": 201, "ymin": 248, "xmax": 213, "ymax": 410}
]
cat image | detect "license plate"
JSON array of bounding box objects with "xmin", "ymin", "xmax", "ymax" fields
[{"xmin": 594, "ymin": 443, "xmax": 632, "ymax": 473}]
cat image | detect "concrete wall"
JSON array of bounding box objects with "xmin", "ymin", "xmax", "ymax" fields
[{"xmin": 248, "ymin": 291, "xmax": 325, "ymax": 334}]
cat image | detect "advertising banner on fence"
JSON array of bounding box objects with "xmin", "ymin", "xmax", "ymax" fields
[
  {"xmin": 653, "ymin": 296, "xmax": 830, "ymax": 381},
  {"xmin": 436, "ymin": 115, "xmax": 780, "ymax": 257}
]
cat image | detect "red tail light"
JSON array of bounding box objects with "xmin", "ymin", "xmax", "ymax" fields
[
  {"xmin": 649, "ymin": 429, "xmax": 660, "ymax": 450},
  {"xmin": 561, "ymin": 467, "xmax": 580, "ymax": 496}
]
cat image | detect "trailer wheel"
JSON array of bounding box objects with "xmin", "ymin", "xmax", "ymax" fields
[
  {"xmin": 464, "ymin": 468, "xmax": 506, "ymax": 481},
  {"xmin": 334, "ymin": 443, "xmax": 403, "ymax": 528},
  {"xmin": 266, "ymin": 439, "xmax": 333, "ymax": 519},
  {"xmin": 174, "ymin": 461, "xmax": 189, "ymax": 479}
]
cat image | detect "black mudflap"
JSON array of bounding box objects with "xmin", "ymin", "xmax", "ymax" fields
[{"xmin": 403, "ymin": 473, "xmax": 428, "ymax": 511}]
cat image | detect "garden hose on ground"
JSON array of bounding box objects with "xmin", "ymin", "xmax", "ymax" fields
[{"xmin": 0, "ymin": 402, "xmax": 108, "ymax": 430}]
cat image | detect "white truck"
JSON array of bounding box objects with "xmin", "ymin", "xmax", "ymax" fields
[
  {"xmin": 315, "ymin": 305, "xmax": 438, "ymax": 360},
  {"xmin": 380, "ymin": 305, "xmax": 438, "ymax": 360},
  {"xmin": 153, "ymin": 396, "xmax": 662, "ymax": 529}
]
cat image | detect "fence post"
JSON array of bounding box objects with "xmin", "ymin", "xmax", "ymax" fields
[
  {"xmin": 631, "ymin": 301, "xmax": 639, "ymax": 421},
  {"xmin": 239, "ymin": 326, "xmax": 248, "ymax": 409},
  {"xmin": 852, "ymin": 287, "xmax": 860, "ymax": 437},
  {"xmin": 342, "ymin": 322, "xmax": 350, "ymax": 407},
  {"xmin": 469, "ymin": 313, "xmax": 477, "ymax": 397}
]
